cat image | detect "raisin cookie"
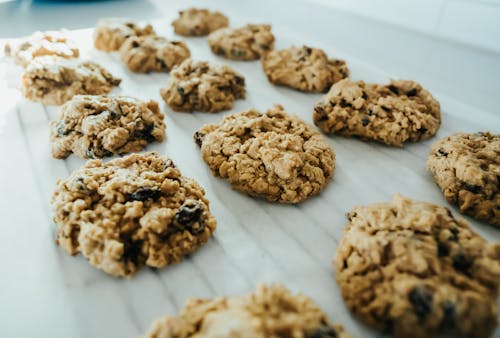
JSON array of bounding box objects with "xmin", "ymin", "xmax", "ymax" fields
[
  {"xmin": 194, "ymin": 105, "xmax": 335, "ymax": 203},
  {"xmin": 21, "ymin": 56, "xmax": 121, "ymax": 106},
  {"xmin": 314, "ymin": 79, "xmax": 441, "ymax": 146},
  {"xmin": 143, "ymin": 284, "xmax": 351, "ymax": 338},
  {"xmin": 172, "ymin": 8, "xmax": 228, "ymax": 36},
  {"xmin": 208, "ymin": 24, "xmax": 275, "ymax": 61},
  {"xmin": 4, "ymin": 30, "xmax": 79, "ymax": 68},
  {"xmin": 120, "ymin": 35, "xmax": 190, "ymax": 73},
  {"xmin": 94, "ymin": 18, "xmax": 155, "ymax": 51},
  {"xmin": 428, "ymin": 132, "xmax": 499, "ymax": 226},
  {"xmin": 334, "ymin": 194, "xmax": 500, "ymax": 338},
  {"xmin": 50, "ymin": 95, "xmax": 166, "ymax": 159},
  {"xmin": 52, "ymin": 152, "xmax": 216, "ymax": 278},
  {"xmin": 262, "ymin": 45, "xmax": 349, "ymax": 93},
  {"xmin": 160, "ymin": 59, "xmax": 245, "ymax": 113}
]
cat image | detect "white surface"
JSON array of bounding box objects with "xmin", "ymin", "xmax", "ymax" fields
[{"xmin": 0, "ymin": 1, "xmax": 499, "ymax": 338}]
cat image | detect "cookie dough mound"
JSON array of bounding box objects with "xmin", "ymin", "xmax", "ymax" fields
[
  {"xmin": 50, "ymin": 95, "xmax": 166, "ymax": 159},
  {"xmin": 21, "ymin": 56, "xmax": 121, "ymax": 106},
  {"xmin": 194, "ymin": 105, "xmax": 335, "ymax": 203},
  {"xmin": 160, "ymin": 59, "xmax": 245, "ymax": 113},
  {"xmin": 172, "ymin": 8, "xmax": 228, "ymax": 36},
  {"xmin": 334, "ymin": 194, "xmax": 500, "ymax": 338},
  {"xmin": 262, "ymin": 45, "xmax": 349, "ymax": 93},
  {"xmin": 94, "ymin": 18, "xmax": 155, "ymax": 51},
  {"xmin": 52, "ymin": 152, "xmax": 216, "ymax": 278},
  {"xmin": 428, "ymin": 132, "xmax": 500, "ymax": 226},
  {"xmin": 208, "ymin": 24, "xmax": 275, "ymax": 61},
  {"xmin": 314, "ymin": 78, "xmax": 441, "ymax": 146},
  {"xmin": 120, "ymin": 35, "xmax": 190, "ymax": 73},
  {"xmin": 143, "ymin": 284, "xmax": 351, "ymax": 338},
  {"xmin": 4, "ymin": 30, "xmax": 79, "ymax": 68}
]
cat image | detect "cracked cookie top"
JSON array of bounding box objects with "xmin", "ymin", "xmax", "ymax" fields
[
  {"xmin": 94, "ymin": 18, "xmax": 155, "ymax": 51},
  {"xmin": 428, "ymin": 132, "xmax": 500, "ymax": 226},
  {"xmin": 52, "ymin": 152, "xmax": 216, "ymax": 278},
  {"xmin": 172, "ymin": 8, "xmax": 228, "ymax": 36},
  {"xmin": 194, "ymin": 105, "xmax": 335, "ymax": 203},
  {"xmin": 334, "ymin": 194, "xmax": 500, "ymax": 338},
  {"xmin": 313, "ymin": 78, "xmax": 441, "ymax": 146}
]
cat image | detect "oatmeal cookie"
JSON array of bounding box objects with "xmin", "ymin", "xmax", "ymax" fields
[
  {"xmin": 160, "ymin": 59, "xmax": 245, "ymax": 113},
  {"xmin": 21, "ymin": 56, "xmax": 121, "ymax": 106},
  {"xmin": 50, "ymin": 95, "xmax": 166, "ymax": 159},
  {"xmin": 143, "ymin": 284, "xmax": 351, "ymax": 338},
  {"xmin": 262, "ymin": 45, "xmax": 349, "ymax": 93},
  {"xmin": 52, "ymin": 152, "xmax": 216, "ymax": 277},
  {"xmin": 313, "ymin": 78, "xmax": 441, "ymax": 146},
  {"xmin": 334, "ymin": 194, "xmax": 500, "ymax": 338},
  {"xmin": 194, "ymin": 105, "xmax": 335, "ymax": 203},
  {"xmin": 172, "ymin": 8, "xmax": 228, "ymax": 36},
  {"xmin": 428, "ymin": 132, "xmax": 500, "ymax": 226},
  {"xmin": 208, "ymin": 24, "xmax": 275, "ymax": 61},
  {"xmin": 4, "ymin": 30, "xmax": 79, "ymax": 68},
  {"xmin": 94, "ymin": 18, "xmax": 155, "ymax": 51}
]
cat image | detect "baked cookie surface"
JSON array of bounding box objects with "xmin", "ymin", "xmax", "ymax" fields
[
  {"xmin": 208, "ymin": 24, "xmax": 275, "ymax": 60},
  {"xmin": 334, "ymin": 194, "xmax": 500, "ymax": 338},
  {"xmin": 22, "ymin": 56, "xmax": 121, "ymax": 105},
  {"xmin": 143, "ymin": 284, "xmax": 351, "ymax": 338},
  {"xmin": 52, "ymin": 152, "xmax": 216, "ymax": 277},
  {"xmin": 4, "ymin": 30, "xmax": 79, "ymax": 68},
  {"xmin": 194, "ymin": 105, "xmax": 335, "ymax": 203},
  {"xmin": 262, "ymin": 45, "xmax": 349, "ymax": 93},
  {"xmin": 172, "ymin": 8, "xmax": 228, "ymax": 36},
  {"xmin": 50, "ymin": 95, "xmax": 166, "ymax": 159},
  {"xmin": 120, "ymin": 35, "xmax": 190, "ymax": 73},
  {"xmin": 94, "ymin": 18, "xmax": 155, "ymax": 51},
  {"xmin": 313, "ymin": 78, "xmax": 441, "ymax": 146},
  {"xmin": 428, "ymin": 132, "xmax": 500, "ymax": 226},
  {"xmin": 160, "ymin": 59, "xmax": 245, "ymax": 113}
]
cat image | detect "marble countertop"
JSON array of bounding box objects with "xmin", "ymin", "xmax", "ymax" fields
[{"xmin": 0, "ymin": 1, "xmax": 499, "ymax": 337}]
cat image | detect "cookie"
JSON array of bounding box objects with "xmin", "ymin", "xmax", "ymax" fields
[
  {"xmin": 194, "ymin": 105, "xmax": 335, "ymax": 203},
  {"xmin": 427, "ymin": 132, "xmax": 500, "ymax": 227},
  {"xmin": 262, "ymin": 45, "xmax": 349, "ymax": 93},
  {"xmin": 313, "ymin": 79, "xmax": 441, "ymax": 146},
  {"xmin": 21, "ymin": 56, "xmax": 121, "ymax": 106},
  {"xmin": 160, "ymin": 59, "xmax": 245, "ymax": 113},
  {"xmin": 120, "ymin": 35, "xmax": 190, "ymax": 73},
  {"xmin": 172, "ymin": 8, "xmax": 228, "ymax": 36},
  {"xmin": 94, "ymin": 18, "xmax": 155, "ymax": 51},
  {"xmin": 50, "ymin": 95, "xmax": 166, "ymax": 159},
  {"xmin": 52, "ymin": 152, "xmax": 216, "ymax": 277},
  {"xmin": 208, "ymin": 24, "xmax": 275, "ymax": 61},
  {"xmin": 143, "ymin": 284, "xmax": 351, "ymax": 338},
  {"xmin": 4, "ymin": 30, "xmax": 79, "ymax": 68},
  {"xmin": 334, "ymin": 194, "xmax": 500, "ymax": 338}
]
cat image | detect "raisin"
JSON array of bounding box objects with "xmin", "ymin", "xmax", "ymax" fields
[
  {"xmin": 259, "ymin": 44, "xmax": 270, "ymax": 51},
  {"xmin": 133, "ymin": 123, "xmax": 156, "ymax": 142},
  {"xmin": 177, "ymin": 86, "xmax": 186, "ymax": 103},
  {"xmin": 440, "ymin": 301, "xmax": 456, "ymax": 330},
  {"xmin": 175, "ymin": 201, "xmax": 204, "ymax": 233},
  {"xmin": 362, "ymin": 117, "xmax": 370, "ymax": 126},
  {"xmin": 127, "ymin": 187, "xmax": 161, "ymax": 202},
  {"xmin": 234, "ymin": 76, "xmax": 245, "ymax": 86},
  {"xmin": 305, "ymin": 46, "xmax": 312, "ymax": 55},
  {"xmin": 419, "ymin": 127, "xmax": 428, "ymax": 134},
  {"xmin": 452, "ymin": 252, "xmax": 471, "ymax": 273},
  {"xmin": 193, "ymin": 131, "xmax": 205, "ymax": 147},
  {"xmin": 406, "ymin": 88, "xmax": 418, "ymax": 97},
  {"xmin": 437, "ymin": 242, "xmax": 449, "ymax": 256},
  {"xmin": 306, "ymin": 325, "xmax": 338, "ymax": 338},
  {"xmin": 464, "ymin": 183, "xmax": 481, "ymax": 194},
  {"xmin": 131, "ymin": 41, "xmax": 140, "ymax": 48},
  {"xmin": 438, "ymin": 148, "xmax": 448, "ymax": 157},
  {"xmin": 388, "ymin": 85, "xmax": 399, "ymax": 94},
  {"xmin": 408, "ymin": 286, "xmax": 433, "ymax": 319},
  {"xmin": 56, "ymin": 121, "xmax": 70, "ymax": 136},
  {"xmin": 230, "ymin": 49, "xmax": 246, "ymax": 58},
  {"xmin": 122, "ymin": 240, "xmax": 142, "ymax": 265},
  {"xmin": 339, "ymin": 99, "xmax": 349, "ymax": 108}
]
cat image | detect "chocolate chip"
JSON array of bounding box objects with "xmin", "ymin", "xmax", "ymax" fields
[
  {"xmin": 122, "ymin": 240, "xmax": 142, "ymax": 264},
  {"xmin": 339, "ymin": 99, "xmax": 349, "ymax": 108},
  {"xmin": 193, "ymin": 131, "xmax": 205, "ymax": 147},
  {"xmin": 388, "ymin": 85, "xmax": 399, "ymax": 94},
  {"xmin": 362, "ymin": 117, "xmax": 370, "ymax": 126},
  {"xmin": 440, "ymin": 301, "xmax": 456, "ymax": 330},
  {"xmin": 419, "ymin": 127, "xmax": 428, "ymax": 134},
  {"xmin": 127, "ymin": 187, "xmax": 161, "ymax": 202},
  {"xmin": 438, "ymin": 242, "xmax": 449, "ymax": 256},
  {"xmin": 133, "ymin": 123, "xmax": 156, "ymax": 142},
  {"xmin": 452, "ymin": 252, "xmax": 471, "ymax": 273},
  {"xmin": 259, "ymin": 44, "xmax": 270, "ymax": 51},
  {"xmin": 464, "ymin": 183, "xmax": 481, "ymax": 194},
  {"xmin": 234, "ymin": 76, "xmax": 245, "ymax": 86},
  {"xmin": 406, "ymin": 88, "xmax": 418, "ymax": 97},
  {"xmin": 438, "ymin": 148, "xmax": 448, "ymax": 157},
  {"xmin": 175, "ymin": 201, "xmax": 204, "ymax": 233},
  {"xmin": 305, "ymin": 47, "xmax": 312, "ymax": 55},
  {"xmin": 306, "ymin": 325, "xmax": 338, "ymax": 338},
  {"xmin": 131, "ymin": 41, "xmax": 140, "ymax": 48},
  {"xmin": 56, "ymin": 121, "xmax": 70, "ymax": 136},
  {"xmin": 408, "ymin": 286, "xmax": 433, "ymax": 319}
]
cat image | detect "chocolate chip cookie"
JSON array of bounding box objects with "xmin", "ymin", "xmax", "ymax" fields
[
  {"xmin": 143, "ymin": 284, "xmax": 351, "ymax": 338},
  {"xmin": 4, "ymin": 30, "xmax": 79, "ymax": 68},
  {"xmin": 94, "ymin": 18, "xmax": 155, "ymax": 51},
  {"xmin": 21, "ymin": 56, "xmax": 121, "ymax": 106},
  {"xmin": 50, "ymin": 95, "xmax": 166, "ymax": 159},
  {"xmin": 194, "ymin": 105, "xmax": 335, "ymax": 203},
  {"xmin": 120, "ymin": 35, "xmax": 190, "ymax": 73},
  {"xmin": 208, "ymin": 24, "xmax": 275, "ymax": 61},
  {"xmin": 172, "ymin": 8, "xmax": 228, "ymax": 36},
  {"xmin": 262, "ymin": 45, "xmax": 349, "ymax": 93},
  {"xmin": 160, "ymin": 59, "xmax": 245, "ymax": 113},
  {"xmin": 428, "ymin": 132, "xmax": 500, "ymax": 227},
  {"xmin": 334, "ymin": 194, "xmax": 500, "ymax": 338},
  {"xmin": 52, "ymin": 152, "xmax": 216, "ymax": 278},
  {"xmin": 314, "ymin": 79, "xmax": 441, "ymax": 146}
]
